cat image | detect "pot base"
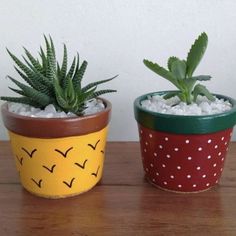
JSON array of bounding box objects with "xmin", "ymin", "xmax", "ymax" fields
[{"xmin": 146, "ymin": 176, "xmax": 216, "ymax": 194}]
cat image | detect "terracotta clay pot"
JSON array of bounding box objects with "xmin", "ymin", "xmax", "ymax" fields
[
  {"xmin": 1, "ymin": 98, "xmax": 111, "ymax": 198},
  {"xmin": 134, "ymin": 91, "xmax": 236, "ymax": 193}
]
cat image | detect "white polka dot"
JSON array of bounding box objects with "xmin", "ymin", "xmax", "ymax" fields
[
  {"xmin": 177, "ymin": 166, "xmax": 181, "ymax": 170},
  {"xmin": 206, "ymin": 183, "xmax": 210, "ymax": 187},
  {"xmin": 213, "ymin": 163, "xmax": 217, "ymax": 167},
  {"xmin": 140, "ymin": 130, "xmax": 143, "ymax": 134},
  {"xmin": 162, "ymin": 164, "xmax": 166, "ymax": 168},
  {"xmin": 149, "ymin": 134, "xmax": 153, "ymax": 138},
  {"xmin": 150, "ymin": 163, "xmax": 154, "ymax": 168},
  {"xmin": 214, "ymin": 173, "xmax": 217, "ymax": 176},
  {"xmin": 156, "ymin": 172, "xmax": 159, "ymax": 176},
  {"xmin": 170, "ymin": 175, "xmax": 174, "ymax": 179},
  {"xmin": 226, "ymin": 147, "xmax": 229, "ymax": 151},
  {"xmin": 174, "ymin": 148, "xmax": 179, "ymax": 151},
  {"xmin": 202, "ymin": 174, "xmax": 206, "ymax": 178},
  {"xmin": 145, "ymin": 168, "xmax": 149, "ymax": 172},
  {"xmin": 216, "ymin": 180, "xmax": 219, "ymax": 183},
  {"xmin": 145, "ymin": 142, "xmax": 148, "ymax": 146},
  {"xmin": 166, "ymin": 154, "xmax": 171, "ymax": 158},
  {"xmin": 185, "ymin": 139, "xmax": 190, "ymax": 144},
  {"xmin": 163, "ymin": 181, "xmax": 167, "ymax": 185},
  {"xmin": 208, "ymin": 139, "xmax": 212, "ymax": 143},
  {"xmin": 178, "ymin": 184, "xmax": 182, "ymax": 188},
  {"xmin": 198, "ymin": 147, "xmax": 203, "ymax": 151},
  {"xmin": 224, "ymin": 142, "xmax": 228, "ymax": 146},
  {"xmin": 165, "ymin": 137, "xmax": 169, "ymax": 141},
  {"xmin": 221, "ymin": 158, "xmax": 224, "ymax": 162},
  {"xmin": 196, "ymin": 166, "xmax": 201, "ymax": 170},
  {"xmin": 144, "ymin": 149, "xmax": 147, "ymax": 153},
  {"xmin": 193, "ymin": 184, "xmax": 197, "ymax": 188},
  {"xmin": 207, "ymin": 155, "xmax": 211, "ymax": 159},
  {"xmin": 187, "ymin": 175, "xmax": 191, "ymax": 179},
  {"xmin": 187, "ymin": 156, "xmax": 192, "ymax": 160},
  {"xmin": 218, "ymin": 152, "xmax": 222, "ymax": 156},
  {"xmin": 152, "ymin": 178, "xmax": 156, "ymax": 182},
  {"xmin": 159, "ymin": 145, "xmax": 163, "ymax": 149},
  {"xmin": 220, "ymin": 168, "xmax": 223, "ymax": 172},
  {"xmin": 214, "ymin": 145, "xmax": 218, "ymax": 149},
  {"xmin": 154, "ymin": 152, "xmax": 157, "ymax": 157},
  {"xmin": 221, "ymin": 137, "xmax": 225, "ymax": 141}
]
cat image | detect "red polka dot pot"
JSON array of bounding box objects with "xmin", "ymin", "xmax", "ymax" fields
[{"xmin": 134, "ymin": 91, "xmax": 236, "ymax": 193}]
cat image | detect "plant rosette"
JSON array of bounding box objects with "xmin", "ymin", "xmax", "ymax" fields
[
  {"xmin": 2, "ymin": 99, "xmax": 111, "ymax": 198},
  {"xmin": 1, "ymin": 36, "xmax": 116, "ymax": 198},
  {"xmin": 134, "ymin": 91, "xmax": 236, "ymax": 193}
]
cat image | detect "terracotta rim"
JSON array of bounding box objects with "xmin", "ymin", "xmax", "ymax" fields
[
  {"xmin": 134, "ymin": 91, "xmax": 236, "ymax": 134},
  {"xmin": 1, "ymin": 98, "xmax": 111, "ymax": 138}
]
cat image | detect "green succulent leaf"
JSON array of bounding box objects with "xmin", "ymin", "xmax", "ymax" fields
[
  {"xmin": 167, "ymin": 56, "xmax": 179, "ymax": 71},
  {"xmin": 143, "ymin": 59, "xmax": 180, "ymax": 89},
  {"xmin": 192, "ymin": 84, "xmax": 215, "ymax": 102},
  {"xmin": 191, "ymin": 75, "xmax": 211, "ymax": 81},
  {"xmin": 186, "ymin": 32, "xmax": 208, "ymax": 77},
  {"xmin": 91, "ymin": 89, "xmax": 117, "ymax": 99},
  {"xmin": 73, "ymin": 60, "xmax": 88, "ymax": 90},
  {"xmin": 60, "ymin": 44, "xmax": 68, "ymax": 82},
  {"xmin": 170, "ymin": 59, "xmax": 186, "ymax": 79},
  {"xmin": 0, "ymin": 96, "xmax": 42, "ymax": 107},
  {"xmin": 163, "ymin": 91, "xmax": 181, "ymax": 100},
  {"xmin": 82, "ymin": 75, "xmax": 118, "ymax": 93}
]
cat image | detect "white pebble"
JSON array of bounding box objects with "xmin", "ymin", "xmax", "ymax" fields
[
  {"xmin": 7, "ymin": 98, "xmax": 105, "ymax": 118},
  {"xmin": 141, "ymin": 95, "xmax": 232, "ymax": 116}
]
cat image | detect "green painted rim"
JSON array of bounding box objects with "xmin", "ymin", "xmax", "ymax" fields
[{"xmin": 134, "ymin": 91, "xmax": 236, "ymax": 134}]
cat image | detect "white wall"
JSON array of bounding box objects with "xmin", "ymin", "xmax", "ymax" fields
[{"xmin": 0, "ymin": 0, "xmax": 236, "ymax": 141}]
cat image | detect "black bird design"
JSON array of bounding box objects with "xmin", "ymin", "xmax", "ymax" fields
[
  {"xmin": 31, "ymin": 178, "xmax": 42, "ymax": 188},
  {"xmin": 42, "ymin": 164, "xmax": 56, "ymax": 173},
  {"xmin": 21, "ymin": 147, "xmax": 37, "ymax": 158},
  {"xmin": 55, "ymin": 147, "xmax": 73, "ymax": 158},
  {"xmin": 16, "ymin": 155, "xmax": 23, "ymax": 165},
  {"xmin": 88, "ymin": 140, "xmax": 100, "ymax": 150},
  {"xmin": 63, "ymin": 178, "xmax": 75, "ymax": 188},
  {"xmin": 74, "ymin": 159, "xmax": 88, "ymax": 169},
  {"xmin": 91, "ymin": 166, "xmax": 100, "ymax": 178}
]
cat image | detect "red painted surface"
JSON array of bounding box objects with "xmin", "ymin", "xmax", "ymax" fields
[{"xmin": 138, "ymin": 124, "xmax": 233, "ymax": 192}]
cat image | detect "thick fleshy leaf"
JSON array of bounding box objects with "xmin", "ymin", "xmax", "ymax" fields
[
  {"xmin": 170, "ymin": 59, "xmax": 186, "ymax": 79},
  {"xmin": 143, "ymin": 59, "xmax": 180, "ymax": 89},
  {"xmin": 191, "ymin": 75, "xmax": 211, "ymax": 81},
  {"xmin": 163, "ymin": 91, "xmax": 181, "ymax": 100},
  {"xmin": 167, "ymin": 56, "xmax": 179, "ymax": 71},
  {"xmin": 192, "ymin": 84, "xmax": 215, "ymax": 102},
  {"xmin": 82, "ymin": 75, "xmax": 118, "ymax": 92},
  {"xmin": 0, "ymin": 96, "xmax": 42, "ymax": 107},
  {"xmin": 186, "ymin": 32, "xmax": 208, "ymax": 77}
]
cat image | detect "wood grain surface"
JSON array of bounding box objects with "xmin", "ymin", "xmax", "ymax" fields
[{"xmin": 0, "ymin": 141, "xmax": 236, "ymax": 236}]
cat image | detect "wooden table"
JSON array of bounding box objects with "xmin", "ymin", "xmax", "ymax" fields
[{"xmin": 0, "ymin": 141, "xmax": 236, "ymax": 236}]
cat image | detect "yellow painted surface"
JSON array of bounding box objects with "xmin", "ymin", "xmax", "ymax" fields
[{"xmin": 9, "ymin": 126, "xmax": 108, "ymax": 198}]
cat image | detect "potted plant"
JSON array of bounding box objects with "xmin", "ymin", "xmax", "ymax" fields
[
  {"xmin": 1, "ymin": 36, "xmax": 117, "ymax": 198},
  {"xmin": 134, "ymin": 32, "xmax": 236, "ymax": 193}
]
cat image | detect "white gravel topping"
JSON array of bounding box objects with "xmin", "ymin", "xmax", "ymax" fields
[
  {"xmin": 141, "ymin": 95, "xmax": 232, "ymax": 116},
  {"xmin": 8, "ymin": 99, "xmax": 105, "ymax": 118}
]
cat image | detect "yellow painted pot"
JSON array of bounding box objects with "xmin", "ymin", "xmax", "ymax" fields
[{"xmin": 1, "ymin": 98, "xmax": 111, "ymax": 198}]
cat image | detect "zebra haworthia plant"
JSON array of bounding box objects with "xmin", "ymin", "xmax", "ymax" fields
[
  {"xmin": 1, "ymin": 36, "xmax": 117, "ymax": 115},
  {"xmin": 143, "ymin": 32, "xmax": 215, "ymax": 104}
]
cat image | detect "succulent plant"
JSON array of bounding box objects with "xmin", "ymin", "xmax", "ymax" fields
[
  {"xmin": 1, "ymin": 36, "xmax": 117, "ymax": 115},
  {"xmin": 143, "ymin": 32, "xmax": 215, "ymax": 104}
]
